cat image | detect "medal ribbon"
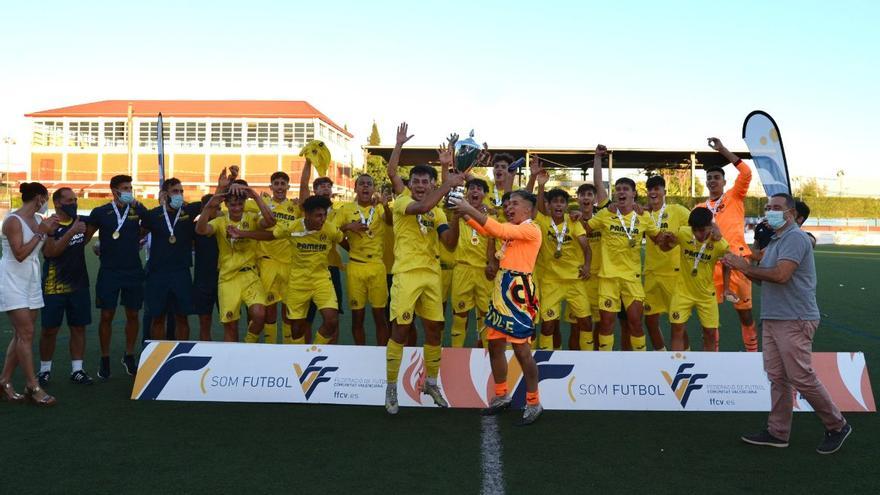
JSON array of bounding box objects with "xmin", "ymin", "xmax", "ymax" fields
[{"xmin": 615, "ymin": 208, "xmax": 638, "ymax": 245}]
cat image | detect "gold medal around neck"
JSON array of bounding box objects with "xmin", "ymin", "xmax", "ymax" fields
[
  {"xmin": 419, "ymin": 225, "xmax": 428, "ymax": 235},
  {"xmin": 629, "ymin": 239, "xmax": 637, "ymax": 248},
  {"xmin": 554, "ymin": 249, "xmax": 562, "ymax": 259},
  {"xmin": 470, "ymin": 236, "xmax": 480, "ymax": 246},
  {"xmin": 494, "ymin": 250, "xmax": 504, "ymax": 260},
  {"xmin": 169, "ymin": 235, "xmax": 177, "ymax": 244},
  {"xmin": 112, "ymin": 231, "xmax": 120, "ymax": 240},
  {"xmin": 691, "ymin": 268, "xmax": 698, "ymax": 277},
  {"xmin": 366, "ymin": 229, "xmax": 374, "ymax": 238}
]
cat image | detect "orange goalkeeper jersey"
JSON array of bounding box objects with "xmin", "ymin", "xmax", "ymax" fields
[{"xmin": 698, "ymin": 160, "xmax": 752, "ymax": 257}]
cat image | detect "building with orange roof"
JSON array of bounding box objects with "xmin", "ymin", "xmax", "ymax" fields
[{"xmin": 25, "ymin": 100, "xmax": 355, "ymax": 198}]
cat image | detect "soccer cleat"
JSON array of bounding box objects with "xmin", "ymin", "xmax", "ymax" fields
[
  {"xmin": 741, "ymin": 429, "xmax": 789, "ymax": 448},
  {"xmin": 518, "ymin": 403, "xmax": 543, "ymax": 426},
  {"xmin": 816, "ymin": 423, "xmax": 852, "ymax": 455},
  {"xmin": 97, "ymin": 359, "xmax": 111, "ymax": 381},
  {"xmin": 481, "ymin": 395, "xmax": 512, "ymax": 416},
  {"xmin": 385, "ymin": 384, "xmax": 399, "ymax": 415},
  {"xmin": 37, "ymin": 371, "xmax": 51, "ymax": 387},
  {"xmin": 421, "ymin": 382, "xmax": 449, "ymax": 408},
  {"xmin": 70, "ymin": 370, "xmax": 94, "ymax": 385},
  {"xmin": 121, "ymin": 355, "xmax": 138, "ymax": 376}
]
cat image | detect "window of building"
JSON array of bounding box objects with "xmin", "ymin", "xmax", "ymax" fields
[
  {"xmin": 246, "ymin": 122, "xmax": 278, "ymax": 148},
  {"xmin": 138, "ymin": 121, "xmax": 171, "ymax": 148},
  {"xmin": 174, "ymin": 121, "xmax": 207, "ymax": 148},
  {"xmin": 282, "ymin": 122, "xmax": 315, "ymax": 148},
  {"xmin": 69, "ymin": 121, "xmax": 99, "ymax": 147},
  {"xmin": 32, "ymin": 121, "xmax": 63, "ymax": 147},
  {"xmin": 103, "ymin": 121, "xmax": 127, "ymax": 148},
  {"xmin": 209, "ymin": 122, "xmax": 242, "ymax": 148}
]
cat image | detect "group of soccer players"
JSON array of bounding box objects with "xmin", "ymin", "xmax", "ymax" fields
[{"xmin": 28, "ymin": 124, "xmax": 765, "ymax": 422}]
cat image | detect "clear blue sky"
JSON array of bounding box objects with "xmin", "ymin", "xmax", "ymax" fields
[{"xmin": 2, "ymin": 0, "xmax": 878, "ymax": 192}]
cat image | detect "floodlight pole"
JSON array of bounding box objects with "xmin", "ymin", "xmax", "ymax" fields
[
  {"xmin": 690, "ymin": 152, "xmax": 696, "ymax": 198},
  {"xmin": 607, "ymin": 151, "xmax": 614, "ymax": 197}
]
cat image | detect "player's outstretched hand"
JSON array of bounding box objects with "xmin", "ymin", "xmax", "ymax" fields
[
  {"xmin": 396, "ymin": 122, "xmax": 414, "ymax": 147},
  {"xmin": 721, "ymin": 252, "xmax": 748, "ymax": 271},
  {"xmin": 595, "ymin": 144, "xmax": 608, "ymax": 157},
  {"xmin": 578, "ymin": 265, "xmax": 590, "ymax": 280},
  {"xmin": 707, "ymin": 137, "xmax": 725, "ymax": 151}
]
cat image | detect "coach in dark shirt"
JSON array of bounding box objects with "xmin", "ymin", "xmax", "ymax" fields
[
  {"xmin": 86, "ymin": 174, "xmax": 147, "ymax": 380},
  {"xmin": 141, "ymin": 178, "xmax": 202, "ymax": 341},
  {"xmin": 193, "ymin": 193, "xmax": 220, "ymax": 341}
]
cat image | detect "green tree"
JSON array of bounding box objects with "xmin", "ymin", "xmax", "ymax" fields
[
  {"xmin": 365, "ymin": 154, "xmax": 389, "ymax": 187},
  {"xmin": 795, "ymin": 177, "xmax": 827, "ymax": 197},
  {"xmin": 368, "ymin": 121, "xmax": 381, "ymax": 146}
]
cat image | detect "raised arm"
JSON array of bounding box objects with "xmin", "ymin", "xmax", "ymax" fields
[
  {"xmin": 299, "ymin": 157, "xmax": 313, "ymax": 203},
  {"xmin": 244, "ymin": 186, "xmax": 276, "ymax": 229},
  {"xmin": 404, "ymin": 171, "xmax": 466, "ymax": 215},
  {"xmin": 388, "ymin": 122, "xmax": 413, "ymax": 196},
  {"xmin": 196, "ymin": 194, "xmax": 224, "ymax": 236},
  {"xmin": 594, "ymin": 144, "xmax": 608, "ymax": 205},
  {"xmin": 439, "ymin": 211, "xmax": 460, "ymax": 250},
  {"xmin": 535, "ymin": 169, "xmax": 549, "ymax": 215},
  {"xmin": 577, "ymin": 234, "xmax": 591, "ymax": 279}
]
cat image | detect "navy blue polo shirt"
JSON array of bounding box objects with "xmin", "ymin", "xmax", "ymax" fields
[
  {"xmin": 87, "ymin": 201, "xmax": 148, "ymax": 270},
  {"xmin": 141, "ymin": 202, "xmax": 201, "ymax": 273}
]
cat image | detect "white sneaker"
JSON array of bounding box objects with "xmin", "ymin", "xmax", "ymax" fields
[
  {"xmin": 481, "ymin": 395, "xmax": 512, "ymax": 416},
  {"xmin": 421, "ymin": 381, "xmax": 449, "ymax": 408},
  {"xmin": 518, "ymin": 403, "xmax": 543, "ymax": 426},
  {"xmin": 385, "ymin": 383, "xmax": 399, "ymax": 415}
]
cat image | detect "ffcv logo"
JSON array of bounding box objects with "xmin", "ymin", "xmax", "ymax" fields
[
  {"xmin": 294, "ymin": 356, "xmax": 338, "ymax": 400},
  {"xmin": 661, "ymin": 363, "xmax": 708, "ymax": 408}
]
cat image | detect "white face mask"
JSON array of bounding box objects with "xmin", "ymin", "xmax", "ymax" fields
[{"xmin": 38, "ymin": 200, "xmax": 49, "ymax": 215}]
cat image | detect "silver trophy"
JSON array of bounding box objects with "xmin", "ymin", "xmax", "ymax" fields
[{"xmin": 446, "ymin": 130, "xmax": 482, "ymax": 208}]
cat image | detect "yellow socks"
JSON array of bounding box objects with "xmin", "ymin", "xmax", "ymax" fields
[
  {"xmin": 282, "ymin": 325, "xmax": 294, "ymax": 344},
  {"xmin": 579, "ymin": 328, "xmax": 594, "ymax": 351},
  {"xmin": 598, "ymin": 333, "xmax": 614, "ymax": 351},
  {"xmin": 424, "ymin": 344, "xmax": 441, "ymax": 379},
  {"xmin": 314, "ymin": 332, "xmax": 332, "ymax": 345},
  {"xmin": 386, "ymin": 339, "xmax": 404, "ymax": 382},
  {"xmin": 538, "ymin": 332, "xmax": 554, "ymax": 350},
  {"xmin": 244, "ymin": 331, "xmax": 260, "ymax": 343},
  {"xmin": 630, "ymin": 334, "xmax": 647, "ymax": 351},
  {"xmin": 451, "ymin": 314, "xmax": 467, "ymax": 348},
  {"xmin": 263, "ymin": 323, "xmax": 277, "ymax": 344},
  {"xmin": 290, "ymin": 335, "xmax": 305, "ymax": 345}
]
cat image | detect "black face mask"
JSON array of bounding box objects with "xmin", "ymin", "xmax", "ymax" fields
[{"xmin": 59, "ymin": 203, "xmax": 78, "ymax": 220}]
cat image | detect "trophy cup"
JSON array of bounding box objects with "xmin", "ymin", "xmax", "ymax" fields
[{"xmin": 446, "ymin": 130, "xmax": 481, "ymax": 208}]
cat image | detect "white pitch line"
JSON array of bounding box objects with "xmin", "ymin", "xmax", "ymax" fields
[{"xmin": 481, "ymin": 415, "xmax": 506, "ymax": 495}]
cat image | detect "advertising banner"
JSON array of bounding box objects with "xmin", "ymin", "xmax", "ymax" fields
[{"xmin": 131, "ymin": 342, "xmax": 875, "ymax": 412}]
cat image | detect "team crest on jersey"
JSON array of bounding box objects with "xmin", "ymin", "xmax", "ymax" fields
[
  {"xmin": 546, "ymin": 308, "xmax": 555, "ymax": 318},
  {"xmin": 457, "ymin": 301, "xmax": 465, "ymax": 310},
  {"xmin": 401, "ymin": 311, "xmax": 412, "ymax": 322},
  {"xmin": 267, "ymin": 293, "xmax": 275, "ymax": 302},
  {"xmin": 242, "ymin": 222, "xmax": 249, "ymax": 228},
  {"xmin": 350, "ymin": 299, "xmax": 358, "ymax": 307},
  {"xmin": 672, "ymin": 312, "xmax": 680, "ymax": 320},
  {"xmin": 645, "ymin": 304, "xmax": 652, "ymax": 312},
  {"xmin": 225, "ymin": 311, "xmax": 233, "ymax": 319},
  {"xmin": 604, "ymin": 299, "xmax": 612, "ymax": 308},
  {"xmin": 319, "ymin": 233, "xmax": 327, "ymax": 241}
]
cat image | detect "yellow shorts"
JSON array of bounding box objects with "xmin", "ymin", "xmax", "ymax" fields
[
  {"xmin": 598, "ymin": 276, "xmax": 645, "ymax": 313},
  {"xmin": 285, "ymin": 275, "xmax": 337, "ymax": 320},
  {"xmin": 218, "ymin": 270, "xmax": 267, "ymax": 323},
  {"xmin": 540, "ymin": 277, "xmax": 590, "ymax": 322},
  {"xmin": 569, "ymin": 276, "xmax": 599, "ymax": 322},
  {"xmin": 714, "ymin": 263, "xmax": 753, "ymax": 310},
  {"xmin": 346, "ymin": 261, "xmax": 388, "ymax": 310},
  {"xmin": 669, "ymin": 292, "xmax": 720, "ymax": 328},
  {"xmin": 441, "ymin": 267, "xmax": 453, "ymax": 303},
  {"xmin": 643, "ymin": 272, "xmax": 678, "ymax": 316},
  {"xmin": 258, "ymin": 257, "xmax": 289, "ymax": 305},
  {"xmin": 451, "ymin": 264, "xmax": 492, "ymax": 315},
  {"xmin": 390, "ymin": 268, "xmax": 444, "ymax": 324}
]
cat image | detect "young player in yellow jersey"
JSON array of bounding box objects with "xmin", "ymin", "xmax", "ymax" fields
[
  {"xmin": 642, "ymin": 175, "xmax": 691, "ymax": 351},
  {"xmin": 586, "ymin": 177, "xmax": 670, "ymax": 351},
  {"xmin": 449, "ymin": 178, "xmax": 495, "ymax": 348},
  {"xmin": 195, "ymin": 185, "xmax": 276, "ymax": 342},
  {"xmin": 336, "ymin": 174, "xmax": 393, "ymax": 345},
  {"xmin": 298, "ymin": 158, "xmax": 344, "ymax": 341},
  {"xmin": 533, "ymin": 171, "xmax": 591, "ymax": 351},
  {"xmin": 661, "ymin": 207, "xmax": 730, "ymax": 351},
  {"xmin": 256, "ymin": 171, "xmax": 299, "ymax": 344},
  {"xmin": 383, "ymin": 160, "xmax": 465, "ymax": 415}
]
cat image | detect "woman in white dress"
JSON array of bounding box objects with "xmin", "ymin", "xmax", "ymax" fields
[{"xmin": 0, "ymin": 182, "xmax": 59, "ymax": 405}]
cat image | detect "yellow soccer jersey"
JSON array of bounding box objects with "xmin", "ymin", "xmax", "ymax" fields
[
  {"xmin": 644, "ymin": 203, "xmax": 690, "ymax": 275},
  {"xmin": 455, "ymin": 214, "xmax": 493, "ymax": 268},
  {"xmin": 676, "ymin": 226, "xmax": 729, "ymax": 299},
  {"xmin": 293, "ymin": 200, "xmax": 343, "ymax": 268},
  {"xmin": 587, "ymin": 208, "xmax": 659, "ymax": 280},
  {"xmin": 208, "ymin": 211, "xmax": 264, "ymax": 282},
  {"xmin": 336, "ymin": 201, "xmax": 388, "ymax": 264},
  {"xmin": 274, "ymin": 218, "xmax": 344, "ymax": 282},
  {"xmin": 439, "ymin": 208, "xmax": 456, "ymax": 270},
  {"xmin": 257, "ymin": 197, "xmax": 298, "ymax": 261},
  {"xmin": 579, "ymin": 199, "xmax": 610, "ymax": 275},
  {"xmin": 534, "ymin": 212, "xmax": 587, "ymax": 280},
  {"xmin": 392, "ymin": 195, "xmax": 447, "ymax": 275}
]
